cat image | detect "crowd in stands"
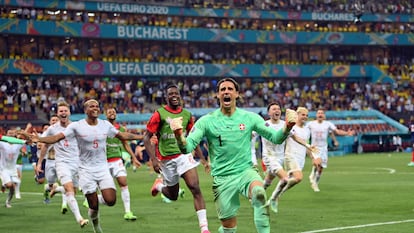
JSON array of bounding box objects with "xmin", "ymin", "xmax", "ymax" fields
[
  {"xmin": 336, "ymin": 123, "xmax": 398, "ymax": 134},
  {"xmin": 2, "ymin": 2, "xmax": 414, "ymax": 81},
  {"xmin": 189, "ymin": 0, "xmax": 414, "ymax": 14},
  {"xmin": 74, "ymin": 0, "xmax": 414, "ymax": 14},
  {"xmin": 0, "ymin": 75, "xmax": 412, "ymax": 123},
  {"xmin": 2, "ymin": 4, "xmax": 414, "ymax": 34},
  {"xmin": 2, "ymin": 33, "xmax": 414, "ymax": 84}
]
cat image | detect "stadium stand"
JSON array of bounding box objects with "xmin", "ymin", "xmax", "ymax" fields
[{"xmin": 0, "ymin": 0, "xmax": 412, "ymax": 153}]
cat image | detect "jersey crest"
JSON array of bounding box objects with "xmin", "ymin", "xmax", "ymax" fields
[{"xmin": 239, "ymin": 124, "xmax": 246, "ymax": 130}]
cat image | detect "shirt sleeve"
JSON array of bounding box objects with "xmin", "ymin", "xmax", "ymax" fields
[
  {"xmin": 328, "ymin": 121, "xmax": 337, "ymax": 131},
  {"xmin": 62, "ymin": 122, "xmax": 76, "ymax": 138},
  {"xmin": 0, "ymin": 136, "xmax": 25, "ymax": 144},
  {"xmin": 43, "ymin": 125, "xmax": 53, "ymax": 137},
  {"xmin": 183, "ymin": 117, "xmax": 206, "ymax": 153},
  {"xmin": 146, "ymin": 111, "xmax": 161, "ymax": 134},
  {"xmin": 107, "ymin": 121, "xmax": 119, "ymax": 138},
  {"xmin": 253, "ymin": 113, "xmax": 289, "ymax": 145},
  {"xmin": 186, "ymin": 114, "xmax": 194, "ymax": 134}
]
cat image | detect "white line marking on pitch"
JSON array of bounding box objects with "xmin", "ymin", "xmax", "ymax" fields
[
  {"xmin": 301, "ymin": 219, "xmax": 414, "ymax": 233},
  {"xmin": 19, "ymin": 191, "xmax": 85, "ymax": 198},
  {"xmin": 330, "ymin": 166, "xmax": 410, "ymax": 175},
  {"xmin": 374, "ymin": 167, "xmax": 396, "ymax": 174}
]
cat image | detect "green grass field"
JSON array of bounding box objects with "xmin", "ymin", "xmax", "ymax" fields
[{"xmin": 1, "ymin": 152, "xmax": 414, "ymax": 233}]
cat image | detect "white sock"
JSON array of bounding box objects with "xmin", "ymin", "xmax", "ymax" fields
[
  {"xmin": 88, "ymin": 208, "xmax": 101, "ymax": 231},
  {"xmin": 121, "ymin": 186, "xmax": 131, "ymax": 213},
  {"xmin": 310, "ymin": 166, "xmax": 317, "ymax": 182},
  {"xmin": 15, "ymin": 182, "xmax": 21, "ymax": 195},
  {"xmin": 219, "ymin": 226, "xmax": 237, "ymax": 233},
  {"xmin": 56, "ymin": 186, "xmax": 65, "ymax": 193},
  {"xmin": 281, "ymin": 177, "xmax": 298, "ymax": 194},
  {"xmin": 270, "ymin": 178, "xmax": 288, "ymax": 200},
  {"xmin": 156, "ymin": 183, "xmax": 165, "ymax": 192},
  {"xmin": 98, "ymin": 194, "xmax": 107, "ymax": 205},
  {"xmin": 62, "ymin": 192, "xmax": 67, "ymax": 205},
  {"xmin": 196, "ymin": 209, "xmax": 209, "ymax": 231},
  {"xmin": 66, "ymin": 192, "xmax": 82, "ymax": 222}
]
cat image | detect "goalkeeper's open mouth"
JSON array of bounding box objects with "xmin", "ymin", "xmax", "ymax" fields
[{"xmin": 223, "ymin": 96, "xmax": 232, "ymax": 105}]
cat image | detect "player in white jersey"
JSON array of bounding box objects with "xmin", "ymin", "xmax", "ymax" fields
[
  {"xmin": 307, "ymin": 109, "xmax": 354, "ymax": 192},
  {"xmin": 260, "ymin": 103, "xmax": 288, "ymax": 213},
  {"xmin": 261, "ymin": 103, "xmax": 288, "ymax": 191},
  {"xmin": 15, "ymin": 144, "xmax": 29, "ymax": 199},
  {"xmin": 38, "ymin": 102, "xmax": 89, "ymax": 228},
  {"xmin": 36, "ymin": 115, "xmax": 60, "ymax": 204},
  {"xmin": 0, "ymin": 129, "xmax": 30, "ymax": 208},
  {"xmin": 32, "ymin": 99, "xmax": 145, "ymax": 233},
  {"xmin": 265, "ymin": 107, "xmax": 320, "ymax": 213}
]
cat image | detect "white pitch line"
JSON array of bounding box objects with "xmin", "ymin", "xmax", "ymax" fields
[
  {"xmin": 18, "ymin": 191, "xmax": 85, "ymax": 199},
  {"xmin": 328, "ymin": 166, "xmax": 414, "ymax": 175},
  {"xmin": 20, "ymin": 191, "xmax": 81, "ymax": 196},
  {"xmin": 329, "ymin": 171, "xmax": 408, "ymax": 175},
  {"xmin": 374, "ymin": 167, "xmax": 396, "ymax": 174},
  {"xmin": 301, "ymin": 219, "xmax": 414, "ymax": 233}
]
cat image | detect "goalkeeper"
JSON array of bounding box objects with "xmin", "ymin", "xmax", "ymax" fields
[{"xmin": 169, "ymin": 78, "xmax": 297, "ymax": 233}]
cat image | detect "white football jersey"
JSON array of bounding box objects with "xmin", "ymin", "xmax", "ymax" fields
[{"xmin": 63, "ymin": 119, "xmax": 118, "ymax": 170}]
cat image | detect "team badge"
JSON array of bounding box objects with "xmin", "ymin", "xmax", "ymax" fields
[{"xmin": 239, "ymin": 124, "xmax": 245, "ymax": 130}]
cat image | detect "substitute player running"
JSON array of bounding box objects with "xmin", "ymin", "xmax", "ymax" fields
[
  {"xmin": 143, "ymin": 83, "xmax": 210, "ymax": 233},
  {"xmin": 105, "ymin": 107, "xmax": 142, "ymax": 221}
]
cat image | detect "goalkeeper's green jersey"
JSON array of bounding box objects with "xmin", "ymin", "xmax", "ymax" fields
[{"xmin": 183, "ymin": 108, "xmax": 289, "ymax": 177}]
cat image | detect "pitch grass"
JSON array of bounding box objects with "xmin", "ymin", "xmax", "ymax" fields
[{"xmin": 1, "ymin": 152, "xmax": 414, "ymax": 233}]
